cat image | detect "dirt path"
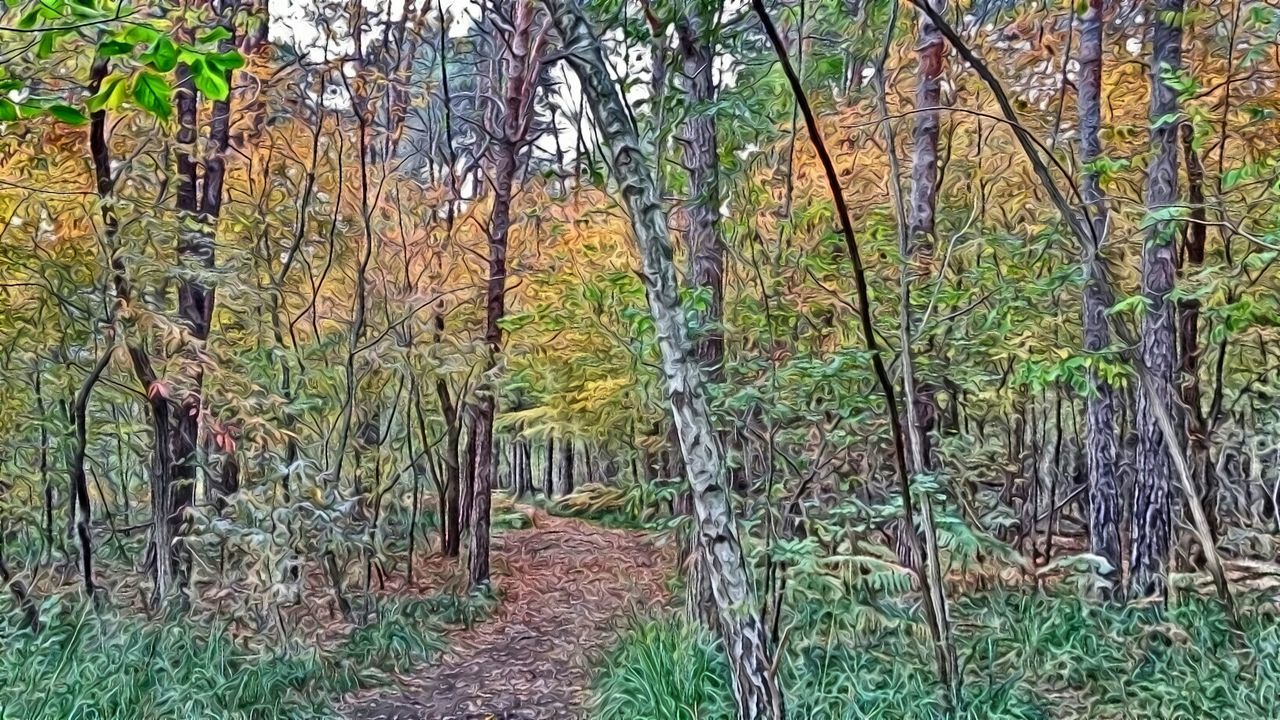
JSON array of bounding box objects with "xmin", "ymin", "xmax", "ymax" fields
[{"xmin": 342, "ymin": 508, "xmax": 675, "ymax": 720}]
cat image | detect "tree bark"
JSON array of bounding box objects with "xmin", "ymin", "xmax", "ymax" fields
[
  {"xmin": 555, "ymin": 436, "xmax": 574, "ymax": 497},
  {"xmin": 469, "ymin": 0, "xmax": 545, "ymax": 589},
  {"xmin": 1130, "ymin": 0, "xmax": 1184, "ymax": 603},
  {"xmin": 547, "ymin": 3, "xmax": 785, "ymax": 717},
  {"xmin": 675, "ymin": 7, "xmax": 723, "ymax": 631},
  {"xmin": 543, "ymin": 436, "xmax": 555, "ymax": 497},
  {"xmin": 893, "ymin": 0, "xmax": 947, "ymax": 574},
  {"xmin": 1179, "ymin": 122, "xmax": 1216, "ymax": 564},
  {"xmin": 1077, "ymin": 0, "xmax": 1122, "ymax": 596},
  {"xmin": 676, "ymin": 14, "xmax": 723, "ymax": 380}
]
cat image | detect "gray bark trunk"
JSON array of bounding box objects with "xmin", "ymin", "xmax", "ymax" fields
[
  {"xmin": 547, "ymin": 3, "xmax": 784, "ymax": 717},
  {"xmin": 675, "ymin": 9, "xmax": 723, "ymax": 631},
  {"xmin": 677, "ymin": 16, "xmax": 723, "ymax": 380},
  {"xmin": 1130, "ymin": 0, "xmax": 1184, "ymax": 602},
  {"xmin": 1078, "ymin": 0, "xmax": 1122, "ymax": 596}
]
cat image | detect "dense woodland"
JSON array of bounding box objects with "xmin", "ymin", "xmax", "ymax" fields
[{"xmin": 2, "ymin": 0, "xmax": 1280, "ymax": 717}]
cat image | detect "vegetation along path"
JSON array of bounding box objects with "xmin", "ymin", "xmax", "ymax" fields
[{"xmin": 343, "ymin": 508, "xmax": 675, "ymax": 720}]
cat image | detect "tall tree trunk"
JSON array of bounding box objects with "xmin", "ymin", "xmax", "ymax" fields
[
  {"xmin": 870, "ymin": 5, "xmax": 957, "ymax": 697},
  {"xmin": 469, "ymin": 142, "xmax": 514, "ymax": 587},
  {"xmin": 543, "ymin": 436, "xmax": 555, "ymax": 497},
  {"xmin": 676, "ymin": 16, "xmax": 723, "ymax": 379},
  {"xmin": 469, "ymin": 397, "xmax": 495, "ymax": 586},
  {"xmin": 468, "ymin": 0, "xmax": 545, "ymax": 589},
  {"xmin": 148, "ymin": 7, "xmax": 235, "ymax": 602},
  {"xmin": 461, "ymin": 411, "xmax": 477, "ymax": 535},
  {"xmin": 1130, "ymin": 0, "xmax": 1184, "ymax": 603},
  {"xmin": 906, "ymin": 0, "xmax": 943, "ymax": 462},
  {"xmin": 432, "ymin": 309, "xmax": 463, "ymax": 558},
  {"xmin": 1077, "ymin": 0, "xmax": 1122, "ymax": 597},
  {"xmin": 893, "ymin": 0, "xmax": 947, "ymax": 573},
  {"xmin": 675, "ymin": 8, "xmax": 723, "ymax": 631},
  {"xmin": 555, "ymin": 436, "xmax": 574, "ymax": 497},
  {"xmin": 1179, "ymin": 122, "xmax": 1216, "ymax": 563},
  {"xmin": 549, "ymin": 4, "xmax": 785, "ymax": 717},
  {"xmin": 36, "ymin": 371, "xmax": 54, "ymax": 557}
]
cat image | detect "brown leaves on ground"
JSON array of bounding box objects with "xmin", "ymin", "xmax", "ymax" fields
[{"xmin": 343, "ymin": 507, "xmax": 676, "ymax": 720}]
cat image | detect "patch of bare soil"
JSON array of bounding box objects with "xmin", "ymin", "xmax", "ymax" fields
[{"xmin": 342, "ymin": 508, "xmax": 675, "ymax": 720}]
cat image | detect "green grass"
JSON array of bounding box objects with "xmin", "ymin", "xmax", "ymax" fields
[
  {"xmin": 592, "ymin": 591, "xmax": 1280, "ymax": 720},
  {"xmin": 0, "ymin": 595, "xmax": 450, "ymax": 720},
  {"xmin": 591, "ymin": 615, "xmax": 733, "ymax": 720}
]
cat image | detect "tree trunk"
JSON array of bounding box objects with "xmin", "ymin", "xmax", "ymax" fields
[
  {"xmin": 543, "ymin": 436, "xmax": 555, "ymax": 497},
  {"xmin": 891, "ymin": 0, "xmax": 947, "ymax": 574},
  {"xmin": 468, "ymin": 0, "xmax": 543, "ymax": 590},
  {"xmin": 906, "ymin": 0, "xmax": 944, "ymax": 467},
  {"xmin": 549, "ymin": 4, "xmax": 785, "ymax": 717},
  {"xmin": 150, "ymin": 9, "xmax": 234, "ymax": 602},
  {"xmin": 1179, "ymin": 122, "xmax": 1216, "ymax": 564},
  {"xmin": 676, "ymin": 15, "xmax": 723, "ymax": 380},
  {"xmin": 430, "ymin": 318, "xmax": 463, "ymax": 557},
  {"xmin": 1130, "ymin": 0, "xmax": 1184, "ymax": 603},
  {"xmin": 36, "ymin": 372, "xmax": 54, "ymax": 557},
  {"xmin": 555, "ymin": 436, "xmax": 574, "ymax": 497},
  {"xmin": 675, "ymin": 9, "xmax": 724, "ymax": 631},
  {"xmin": 469, "ymin": 397, "xmax": 495, "ymax": 587},
  {"xmin": 1077, "ymin": 0, "xmax": 1123, "ymax": 597},
  {"xmin": 461, "ymin": 412, "xmax": 477, "ymax": 535}
]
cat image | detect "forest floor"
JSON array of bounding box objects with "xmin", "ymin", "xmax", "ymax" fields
[{"xmin": 341, "ymin": 507, "xmax": 677, "ymax": 720}]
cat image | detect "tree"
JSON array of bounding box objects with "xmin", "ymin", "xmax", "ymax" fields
[
  {"xmin": 1076, "ymin": 0, "xmax": 1122, "ymax": 596},
  {"xmin": 1130, "ymin": 0, "xmax": 1184, "ymax": 603},
  {"xmin": 469, "ymin": 0, "xmax": 547, "ymax": 589},
  {"xmin": 546, "ymin": 0, "xmax": 785, "ymax": 717}
]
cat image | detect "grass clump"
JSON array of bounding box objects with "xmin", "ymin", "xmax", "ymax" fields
[
  {"xmin": 0, "ymin": 595, "xmax": 448, "ymax": 720},
  {"xmin": 592, "ymin": 615, "xmax": 733, "ymax": 720},
  {"xmin": 592, "ymin": 591, "xmax": 1280, "ymax": 720},
  {"xmin": 337, "ymin": 598, "xmax": 447, "ymax": 676},
  {"xmin": 418, "ymin": 589, "xmax": 499, "ymax": 628}
]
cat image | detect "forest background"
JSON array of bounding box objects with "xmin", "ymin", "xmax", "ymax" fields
[{"xmin": 1, "ymin": 0, "xmax": 1280, "ymax": 717}]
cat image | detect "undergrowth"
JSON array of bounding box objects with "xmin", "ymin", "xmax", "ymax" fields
[
  {"xmin": 593, "ymin": 591, "xmax": 1280, "ymax": 720},
  {"xmin": 0, "ymin": 595, "xmax": 453, "ymax": 720},
  {"xmin": 547, "ymin": 480, "xmax": 684, "ymax": 531}
]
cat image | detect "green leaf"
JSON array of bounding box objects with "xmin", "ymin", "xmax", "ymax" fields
[
  {"xmin": 17, "ymin": 7, "xmax": 41, "ymax": 28},
  {"xmin": 1107, "ymin": 294, "xmax": 1150, "ymax": 317},
  {"xmin": 1138, "ymin": 204, "xmax": 1189, "ymax": 230},
  {"xmin": 0, "ymin": 98, "xmax": 17, "ymax": 121},
  {"xmin": 197, "ymin": 26, "xmax": 233, "ymax": 45},
  {"xmin": 140, "ymin": 36, "xmax": 177, "ymax": 72},
  {"xmin": 124, "ymin": 25, "xmax": 159, "ymax": 44},
  {"xmin": 190, "ymin": 58, "xmax": 229, "ymax": 100},
  {"xmin": 205, "ymin": 49, "xmax": 244, "ymax": 72},
  {"xmin": 46, "ymin": 103, "xmax": 87, "ymax": 125},
  {"xmin": 131, "ymin": 70, "xmax": 171, "ymax": 120},
  {"xmin": 97, "ymin": 39, "xmax": 134, "ymax": 57},
  {"xmin": 36, "ymin": 31, "xmax": 56, "ymax": 58},
  {"xmin": 86, "ymin": 74, "xmax": 126, "ymax": 113}
]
